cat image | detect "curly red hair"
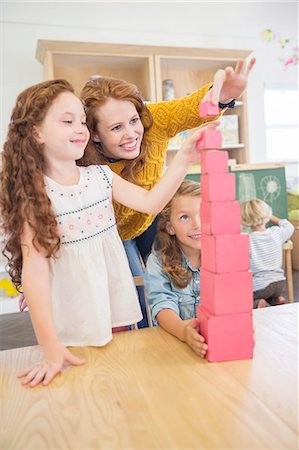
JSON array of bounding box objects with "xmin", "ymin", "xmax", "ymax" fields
[{"xmin": 0, "ymin": 79, "xmax": 75, "ymax": 289}]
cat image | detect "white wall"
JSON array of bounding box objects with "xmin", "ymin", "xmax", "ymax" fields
[{"xmin": 1, "ymin": 1, "xmax": 298, "ymax": 180}]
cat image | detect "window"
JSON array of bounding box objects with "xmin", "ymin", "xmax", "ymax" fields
[{"xmin": 264, "ymin": 88, "xmax": 299, "ymax": 161}]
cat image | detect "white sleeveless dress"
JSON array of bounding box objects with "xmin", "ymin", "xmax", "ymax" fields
[{"xmin": 45, "ymin": 165, "xmax": 142, "ymax": 347}]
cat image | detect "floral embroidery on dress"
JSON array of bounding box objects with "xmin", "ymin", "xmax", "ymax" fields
[
  {"xmin": 46, "ymin": 165, "xmax": 116, "ymax": 245},
  {"xmin": 57, "ymin": 199, "xmax": 116, "ymax": 244}
]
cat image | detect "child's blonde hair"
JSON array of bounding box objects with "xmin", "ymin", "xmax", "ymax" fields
[
  {"xmin": 241, "ymin": 199, "xmax": 272, "ymax": 228},
  {"xmin": 153, "ymin": 180, "xmax": 201, "ymax": 288}
]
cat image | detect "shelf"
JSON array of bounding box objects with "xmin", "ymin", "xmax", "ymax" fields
[
  {"xmin": 155, "ymin": 53, "xmax": 251, "ymax": 101},
  {"xmin": 36, "ymin": 40, "xmax": 251, "ymax": 165},
  {"xmin": 222, "ymin": 144, "xmax": 245, "ymax": 149},
  {"xmin": 168, "ymin": 144, "xmax": 245, "ymax": 152},
  {"xmin": 157, "ymin": 56, "xmax": 229, "ymax": 99},
  {"xmin": 42, "ymin": 50, "xmax": 155, "ymax": 101}
]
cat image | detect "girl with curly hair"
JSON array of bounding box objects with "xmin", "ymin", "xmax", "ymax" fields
[
  {"xmin": 79, "ymin": 58, "xmax": 255, "ymax": 328},
  {"xmin": 0, "ymin": 79, "xmax": 214, "ymax": 387},
  {"xmin": 144, "ymin": 180, "xmax": 207, "ymax": 358}
]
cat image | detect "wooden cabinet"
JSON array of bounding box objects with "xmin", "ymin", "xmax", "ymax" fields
[
  {"xmin": 36, "ymin": 40, "xmax": 252, "ymax": 164},
  {"xmin": 36, "ymin": 41, "xmax": 156, "ymax": 102}
]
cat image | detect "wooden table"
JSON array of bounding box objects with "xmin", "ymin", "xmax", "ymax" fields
[{"xmin": 0, "ymin": 304, "xmax": 298, "ymax": 449}]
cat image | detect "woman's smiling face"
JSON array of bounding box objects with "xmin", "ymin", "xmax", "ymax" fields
[{"xmin": 92, "ymin": 97, "xmax": 144, "ymax": 160}]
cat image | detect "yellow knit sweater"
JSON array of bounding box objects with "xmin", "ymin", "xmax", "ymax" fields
[{"xmin": 106, "ymin": 83, "xmax": 216, "ymax": 240}]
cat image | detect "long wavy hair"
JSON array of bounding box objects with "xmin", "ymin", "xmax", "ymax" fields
[
  {"xmin": 0, "ymin": 79, "xmax": 75, "ymax": 289},
  {"xmin": 78, "ymin": 76, "xmax": 153, "ymax": 183},
  {"xmin": 153, "ymin": 180, "xmax": 201, "ymax": 289}
]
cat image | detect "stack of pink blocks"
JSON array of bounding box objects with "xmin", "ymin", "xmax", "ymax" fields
[{"xmin": 197, "ymin": 102, "xmax": 254, "ymax": 362}]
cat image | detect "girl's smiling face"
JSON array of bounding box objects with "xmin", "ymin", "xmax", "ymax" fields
[
  {"xmin": 34, "ymin": 91, "xmax": 89, "ymax": 165},
  {"xmin": 93, "ymin": 98, "xmax": 144, "ymax": 160},
  {"xmin": 167, "ymin": 194, "xmax": 202, "ymax": 259}
]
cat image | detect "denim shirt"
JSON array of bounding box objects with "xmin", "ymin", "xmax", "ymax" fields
[{"xmin": 144, "ymin": 251, "xmax": 200, "ymax": 326}]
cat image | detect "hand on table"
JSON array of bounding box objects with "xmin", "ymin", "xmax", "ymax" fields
[
  {"xmin": 184, "ymin": 318, "xmax": 208, "ymax": 358},
  {"xmin": 18, "ymin": 342, "xmax": 85, "ymax": 387}
]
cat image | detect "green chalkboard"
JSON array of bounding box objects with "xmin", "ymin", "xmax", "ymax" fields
[{"xmin": 186, "ymin": 164, "xmax": 288, "ymax": 219}]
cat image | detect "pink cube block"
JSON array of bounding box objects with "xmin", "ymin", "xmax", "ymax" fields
[
  {"xmin": 200, "ymin": 269, "xmax": 253, "ymax": 315},
  {"xmin": 197, "ymin": 130, "xmax": 222, "ymax": 150},
  {"xmin": 201, "ymin": 173, "xmax": 236, "ymax": 202},
  {"xmin": 199, "ymin": 101, "xmax": 219, "ymax": 118},
  {"xmin": 197, "ymin": 305, "xmax": 254, "ymax": 362},
  {"xmin": 201, "ymin": 150, "xmax": 228, "ymax": 174},
  {"xmin": 200, "ymin": 201, "xmax": 241, "ymax": 235},
  {"xmin": 201, "ymin": 233, "xmax": 250, "ymax": 273}
]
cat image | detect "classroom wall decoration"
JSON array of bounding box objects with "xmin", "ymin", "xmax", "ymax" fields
[
  {"xmin": 261, "ymin": 29, "xmax": 299, "ymax": 69},
  {"xmin": 262, "ymin": 29, "xmax": 289, "ymax": 48}
]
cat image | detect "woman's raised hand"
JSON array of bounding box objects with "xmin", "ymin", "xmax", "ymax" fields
[{"xmin": 204, "ymin": 57, "xmax": 256, "ymax": 105}]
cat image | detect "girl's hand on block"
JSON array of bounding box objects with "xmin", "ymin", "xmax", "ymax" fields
[
  {"xmin": 176, "ymin": 122, "xmax": 220, "ymax": 165},
  {"xmin": 18, "ymin": 343, "xmax": 85, "ymax": 387},
  {"xmin": 184, "ymin": 318, "xmax": 208, "ymax": 358}
]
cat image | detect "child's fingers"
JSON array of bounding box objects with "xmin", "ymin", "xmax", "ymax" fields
[
  {"xmin": 189, "ymin": 319, "xmax": 205, "ymax": 341},
  {"xmin": 186, "ymin": 324, "xmax": 207, "ymax": 356},
  {"xmin": 192, "ymin": 341, "xmax": 208, "ymax": 358},
  {"xmin": 191, "ymin": 335, "xmax": 208, "ymax": 350},
  {"xmin": 68, "ymin": 356, "xmax": 85, "ymax": 366},
  {"xmin": 65, "ymin": 350, "xmax": 85, "ymax": 366},
  {"xmin": 199, "ymin": 121, "xmax": 220, "ymax": 131},
  {"xmin": 28, "ymin": 369, "xmax": 50, "ymax": 387},
  {"xmin": 40, "ymin": 354, "xmax": 84, "ymax": 385},
  {"xmin": 42, "ymin": 367, "xmax": 60, "ymax": 386},
  {"xmin": 193, "ymin": 332, "xmax": 205, "ymax": 343},
  {"xmin": 20, "ymin": 299, "xmax": 27, "ymax": 312},
  {"xmin": 188, "ymin": 121, "xmax": 220, "ymax": 144},
  {"xmin": 20, "ymin": 364, "xmax": 46, "ymax": 385},
  {"xmin": 21, "ymin": 361, "xmax": 61, "ymax": 387},
  {"xmin": 18, "ymin": 293, "xmax": 26, "ymax": 312},
  {"xmin": 18, "ymin": 364, "xmax": 37, "ymax": 378}
]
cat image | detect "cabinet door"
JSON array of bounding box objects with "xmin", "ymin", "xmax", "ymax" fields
[
  {"xmin": 155, "ymin": 55, "xmax": 249, "ymax": 165},
  {"xmin": 42, "ymin": 52, "xmax": 156, "ymax": 102}
]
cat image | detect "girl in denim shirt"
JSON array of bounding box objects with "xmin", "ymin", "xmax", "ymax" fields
[{"xmin": 144, "ymin": 180, "xmax": 207, "ymax": 358}]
